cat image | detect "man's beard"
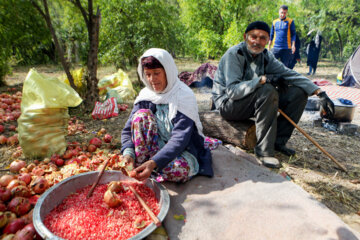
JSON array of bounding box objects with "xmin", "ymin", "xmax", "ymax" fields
[{"xmin": 246, "ymin": 41, "xmax": 264, "ymax": 55}]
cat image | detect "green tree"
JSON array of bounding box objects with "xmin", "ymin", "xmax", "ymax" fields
[
  {"xmin": 99, "ymin": 0, "xmax": 184, "ymax": 69},
  {"xmin": 31, "ymin": 0, "xmax": 101, "ymax": 111},
  {"xmin": 0, "ymin": 0, "xmax": 52, "ymax": 84},
  {"xmin": 178, "ymin": 0, "xmax": 281, "ymax": 59},
  {"xmin": 299, "ymin": 0, "xmax": 360, "ymax": 60}
]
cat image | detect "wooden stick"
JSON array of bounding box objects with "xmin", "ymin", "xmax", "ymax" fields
[
  {"xmin": 129, "ymin": 185, "xmax": 161, "ymax": 227},
  {"xmin": 86, "ymin": 157, "xmax": 111, "ymax": 198},
  {"xmin": 278, "ymin": 109, "xmax": 347, "ymax": 172}
]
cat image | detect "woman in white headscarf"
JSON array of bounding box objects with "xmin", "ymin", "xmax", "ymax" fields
[{"xmin": 121, "ymin": 48, "xmax": 213, "ymax": 182}]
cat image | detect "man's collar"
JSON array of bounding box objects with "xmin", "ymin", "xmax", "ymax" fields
[{"xmin": 280, "ymin": 16, "xmax": 287, "ymax": 21}]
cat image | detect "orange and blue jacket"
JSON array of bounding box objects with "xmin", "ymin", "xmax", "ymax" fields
[{"xmin": 270, "ymin": 17, "xmax": 296, "ymax": 49}]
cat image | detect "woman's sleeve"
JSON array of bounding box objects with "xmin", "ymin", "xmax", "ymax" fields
[{"xmin": 151, "ymin": 112, "xmax": 194, "ymax": 171}]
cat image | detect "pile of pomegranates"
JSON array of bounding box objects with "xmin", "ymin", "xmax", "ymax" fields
[
  {"xmin": 0, "ymin": 133, "xmax": 135, "ymax": 239},
  {"xmin": 67, "ymin": 117, "xmax": 88, "ymax": 136},
  {"xmin": 0, "ymin": 159, "xmax": 43, "ymax": 239}
]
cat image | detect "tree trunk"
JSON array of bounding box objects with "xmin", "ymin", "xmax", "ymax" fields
[
  {"xmin": 31, "ymin": 0, "xmax": 76, "ymax": 89},
  {"xmin": 84, "ymin": 7, "xmax": 100, "ymax": 111},
  {"xmin": 335, "ymin": 28, "xmax": 343, "ymax": 59},
  {"xmin": 67, "ymin": 41, "xmax": 72, "ymax": 63},
  {"xmin": 199, "ymin": 112, "xmax": 256, "ymax": 150},
  {"xmin": 75, "ymin": 41, "xmax": 79, "ymax": 63}
]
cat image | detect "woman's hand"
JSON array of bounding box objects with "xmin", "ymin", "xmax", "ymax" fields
[{"xmin": 130, "ymin": 160, "xmax": 157, "ymax": 181}]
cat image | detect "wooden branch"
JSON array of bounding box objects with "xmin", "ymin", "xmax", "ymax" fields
[
  {"xmin": 199, "ymin": 112, "xmax": 256, "ymax": 150},
  {"xmin": 30, "ymin": 0, "xmax": 46, "ymax": 18},
  {"xmin": 278, "ymin": 109, "xmax": 347, "ymax": 172},
  {"xmin": 129, "ymin": 185, "xmax": 161, "ymax": 227},
  {"xmin": 88, "ymin": 0, "xmax": 93, "ymax": 18},
  {"xmin": 72, "ymin": 0, "xmax": 90, "ymax": 30},
  {"xmin": 86, "ymin": 157, "xmax": 111, "ymax": 198}
]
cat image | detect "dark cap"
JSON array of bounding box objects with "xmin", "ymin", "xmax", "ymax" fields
[
  {"xmin": 280, "ymin": 5, "xmax": 288, "ymax": 10},
  {"xmin": 245, "ymin": 21, "xmax": 270, "ymax": 36}
]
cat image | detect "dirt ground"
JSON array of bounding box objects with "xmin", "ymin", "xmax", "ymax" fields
[{"xmin": 1, "ymin": 58, "xmax": 360, "ymax": 233}]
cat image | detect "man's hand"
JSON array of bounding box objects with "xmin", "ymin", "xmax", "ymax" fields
[
  {"xmin": 260, "ymin": 75, "xmax": 267, "ymax": 84},
  {"xmin": 318, "ymin": 92, "xmax": 335, "ymax": 118},
  {"xmin": 130, "ymin": 160, "xmax": 157, "ymax": 182},
  {"xmin": 265, "ymin": 74, "xmax": 288, "ymax": 92},
  {"xmin": 291, "ymin": 44, "xmax": 296, "ymax": 54}
]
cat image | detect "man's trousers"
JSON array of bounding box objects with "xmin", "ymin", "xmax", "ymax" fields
[{"xmin": 219, "ymin": 84, "xmax": 308, "ymax": 157}]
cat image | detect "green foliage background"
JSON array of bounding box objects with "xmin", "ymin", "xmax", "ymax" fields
[{"xmin": 0, "ymin": 0, "xmax": 359, "ymax": 81}]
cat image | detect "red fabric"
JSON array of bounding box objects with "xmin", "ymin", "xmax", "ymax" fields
[
  {"xmin": 92, "ymin": 97, "xmax": 119, "ymax": 120},
  {"xmin": 312, "ymin": 79, "xmax": 333, "ymax": 86},
  {"xmin": 320, "ymin": 85, "xmax": 360, "ymax": 107}
]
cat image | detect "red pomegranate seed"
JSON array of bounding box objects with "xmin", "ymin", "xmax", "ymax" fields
[{"xmin": 43, "ymin": 183, "xmax": 159, "ymax": 240}]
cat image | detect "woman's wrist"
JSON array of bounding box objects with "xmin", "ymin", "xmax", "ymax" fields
[{"xmin": 148, "ymin": 160, "xmax": 157, "ymax": 172}]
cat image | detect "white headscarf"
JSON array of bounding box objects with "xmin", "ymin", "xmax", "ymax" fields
[{"xmin": 135, "ymin": 48, "xmax": 204, "ymax": 137}]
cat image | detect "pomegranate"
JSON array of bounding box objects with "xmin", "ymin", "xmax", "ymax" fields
[
  {"xmin": 89, "ymin": 137, "xmax": 102, "ymax": 148},
  {"xmin": 14, "ymin": 223, "xmax": 36, "ymax": 240},
  {"xmin": 8, "ymin": 125, "xmax": 16, "ymax": 131},
  {"xmin": 55, "ymin": 158, "xmax": 64, "ymax": 167},
  {"xmin": 7, "ymin": 197, "xmax": 31, "ymax": 216},
  {"xmin": 62, "ymin": 150, "xmax": 73, "ymax": 159},
  {"xmin": 134, "ymin": 217, "xmax": 146, "ymax": 229},
  {"xmin": 6, "ymin": 180, "xmax": 26, "ymax": 190},
  {"xmin": 7, "ymin": 135, "xmax": 18, "ymax": 146},
  {"xmin": 48, "ymin": 163, "xmax": 58, "ymax": 172},
  {"xmin": 0, "ymin": 125, "xmax": 4, "ymax": 133},
  {"xmin": 20, "ymin": 209, "xmax": 33, "ymax": 224},
  {"xmin": 0, "ymin": 201, "xmax": 6, "ymax": 211},
  {"xmin": 13, "ymin": 111, "xmax": 21, "ymax": 118},
  {"xmin": 4, "ymin": 211, "xmax": 17, "ymax": 222},
  {"xmin": 11, "ymin": 186, "xmax": 31, "ymax": 198},
  {"xmin": 19, "ymin": 167, "xmax": 29, "ymax": 174},
  {"xmin": 50, "ymin": 154, "xmax": 61, "ymax": 164},
  {"xmin": 103, "ymin": 134, "xmax": 113, "ymax": 143},
  {"xmin": 28, "ymin": 195, "xmax": 40, "ymax": 206},
  {"xmin": 87, "ymin": 144, "xmax": 97, "ymax": 152},
  {"xmin": 12, "ymin": 149, "xmax": 23, "ymax": 159},
  {"xmin": 107, "ymin": 181, "xmax": 123, "ymax": 193},
  {"xmin": 1, "ymin": 234, "xmax": 15, "ymax": 240},
  {"xmin": 0, "ymin": 211, "xmax": 8, "ymax": 228},
  {"xmin": 99, "ymin": 127, "xmax": 106, "ymax": 134},
  {"xmin": 9, "ymin": 159, "xmax": 26, "ymax": 173},
  {"xmin": 3, "ymin": 218, "xmax": 26, "ymax": 234},
  {"xmin": 43, "ymin": 157, "xmax": 51, "ymax": 164},
  {"xmin": 71, "ymin": 149, "xmax": 79, "ymax": 157},
  {"xmin": 31, "ymin": 167, "xmax": 45, "ymax": 176},
  {"xmin": 0, "ymin": 135, "xmax": 7, "ymax": 144},
  {"xmin": 0, "ymin": 174, "xmax": 15, "ymax": 187},
  {"xmin": 103, "ymin": 190, "xmax": 122, "ymax": 208},
  {"xmin": 30, "ymin": 177, "xmax": 49, "ymax": 194},
  {"xmin": 0, "ymin": 187, "xmax": 11, "ymax": 202},
  {"xmin": 26, "ymin": 163, "xmax": 36, "ymax": 172},
  {"xmin": 129, "ymin": 170, "xmax": 137, "ymax": 178},
  {"xmin": 18, "ymin": 173, "xmax": 32, "ymax": 185}
]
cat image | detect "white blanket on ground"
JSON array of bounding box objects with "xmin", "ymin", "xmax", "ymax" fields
[{"xmin": 163, "ymin": 146, "xmax": 360, "ymax": 240}]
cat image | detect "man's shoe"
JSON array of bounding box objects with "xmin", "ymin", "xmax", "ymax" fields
[
  {"xmin": 275, "ymin": 145, "xmax": 296, "ymax": 156},
  {"xmin": 257, "ymin": 156, "xmax": 280, "ymax": 169}
]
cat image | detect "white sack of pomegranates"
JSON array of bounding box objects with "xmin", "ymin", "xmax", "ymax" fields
[{"xmin": 33, "ymin": 171, "xmax": 169, "ymax": 240}]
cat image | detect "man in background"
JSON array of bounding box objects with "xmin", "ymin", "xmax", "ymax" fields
[
  {"xmin": 212, "ymin": 21, "xmax": 334, "ymax": 168},
  {"xmin": 269, "ymin": 5, "xmax": 296, "ymax": 68}
]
